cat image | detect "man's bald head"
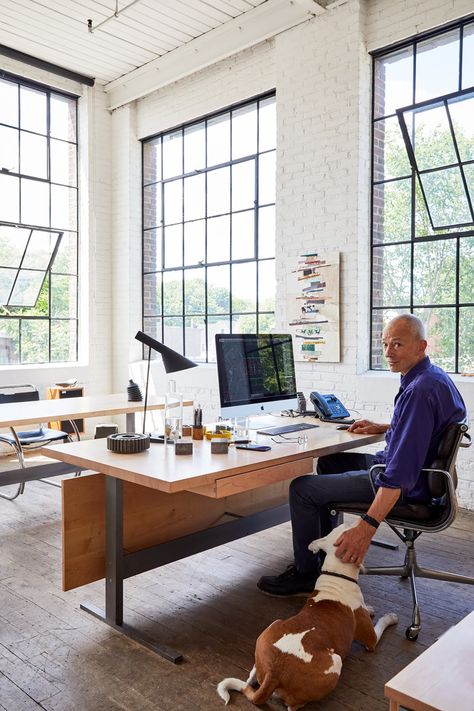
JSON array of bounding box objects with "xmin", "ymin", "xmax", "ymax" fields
[
  {"xmin": 382, "ymin": 315, "xmax": 428, "ymax": 375},
  {"xmin": 388, "ymin": 314, "xmax": 426, "ymax": 340}
]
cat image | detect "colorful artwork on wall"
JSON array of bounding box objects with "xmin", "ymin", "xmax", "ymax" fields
[{"xmin": 286, "ymin": 251, "xmax": 340, "ymax": 362}]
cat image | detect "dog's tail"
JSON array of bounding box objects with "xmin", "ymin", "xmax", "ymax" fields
[
  {"xmin": 217, "ymin": 678, "xmax": 246, "ymax": 704},
  {"xmin": 217, "ymin": 673, "xmax": 278, "ymax": 706}
]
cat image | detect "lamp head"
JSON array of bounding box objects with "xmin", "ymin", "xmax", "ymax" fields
[{"xmin": 135, "ymin": 331, "xmax": 197, "ymax": 373}]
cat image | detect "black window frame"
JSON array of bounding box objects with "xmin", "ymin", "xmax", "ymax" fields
[
  {"xmin": 0, "ymin": 71, "xmax": 79, "ymax": 365},
  {"xmin": 141, "ymin": 91, "xmax": 276, "ymax": 363},
  {"xmin": 370, "ymin": 16, "xmax": 474, "ymax": 373}
]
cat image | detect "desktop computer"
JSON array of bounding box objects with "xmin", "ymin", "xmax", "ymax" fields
[{"xmin": 215, "ymin": 333, "xmax": 317, "ymax": 436}]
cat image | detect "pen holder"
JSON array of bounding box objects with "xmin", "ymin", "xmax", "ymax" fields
[{"xmin": 192, "ymin": 425, "xmax": 204, "ymax": 440}]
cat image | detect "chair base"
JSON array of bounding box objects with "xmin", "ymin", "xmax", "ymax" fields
[{"xmin": 363, "ymin": 537, "xmax": 474, "ymax": 640}]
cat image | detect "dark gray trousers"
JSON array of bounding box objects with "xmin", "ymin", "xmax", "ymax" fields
[{"xmin": 290, "ymin": 452, "xmax": 377, "ymax": 573}]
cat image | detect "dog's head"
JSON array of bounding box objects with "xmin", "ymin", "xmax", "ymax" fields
[{"xmin": 308, "ymin": 522, "xmax": 356, "ymax": 557}]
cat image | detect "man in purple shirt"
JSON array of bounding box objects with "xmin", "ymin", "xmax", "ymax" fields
[{"xmin": 258, "ymin": 314, "xmax": 466, "ymax": 597}]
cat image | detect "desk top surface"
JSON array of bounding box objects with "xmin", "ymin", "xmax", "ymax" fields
[
  {"xmin": 42, "ymin": 418, "xmax": 384, "ymax": 493},
  {"xmin": 385, "ymin": 610, "xmax": 474, "ymax": 711},
  {"xmin": 0, "ymin": 393, "xmax": 193, "ymax": 428}
]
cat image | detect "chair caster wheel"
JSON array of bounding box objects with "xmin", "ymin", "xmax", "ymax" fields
[{"xmin": 405, "ymin": 626, "xmax": 419, "ymax": 641}]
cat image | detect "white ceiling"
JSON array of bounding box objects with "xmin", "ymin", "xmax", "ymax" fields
[{"xmin": 0, "ymin": 0, "xmax": 331, "ymax": 108}]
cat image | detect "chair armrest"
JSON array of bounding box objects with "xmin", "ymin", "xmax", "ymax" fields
[
  {"xmin": 368, "ymin": 463, "xmax": 456, "ymax": 502},
  {"xmin": 368, "ymin": 463, "xmax": 385, "ymax": 495}
]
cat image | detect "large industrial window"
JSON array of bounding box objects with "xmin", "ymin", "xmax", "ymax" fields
[
  {"xmin": 0, "ymin": 74, "xmax": 78, "ymax": 365},
  {"xmin": 142, "ymin": 93, "xmax": 276, "ymax": 363},
  {"xmin": 371, "ymin": 18, "xmax": 474, "ymax": 373}
]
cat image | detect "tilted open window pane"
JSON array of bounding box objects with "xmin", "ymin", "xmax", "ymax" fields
[
  {"xmin": 10, "ymin": 269, "xmax": 45, "ymax": 307},
  {"xmin": 412, "ymin": 104, "xmax": 457, "ymax": 170},
  {"xmin": 0, "ymin": 223, "xmax": 62, "ymax": 307},
  {"xmin": 448, "ymin": 96, "xmax": 474, "ymax": 161},
  {"xmin": 397, "ymin": 88, "xmax": 474, "ymax": 229},
  {"xmin": 0, "ymin": 269, "xmax": 17, "ymax": 304},
  {"xmin": 419, "ymin": 168, "xmax": 471, "ymax": 228}
]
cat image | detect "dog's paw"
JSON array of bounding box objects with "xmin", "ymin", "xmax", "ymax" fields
[
  {"xmin": 365, "ymin": 605, "xmax": 375, "ymax": 616},
  {"xmin": 382, "ymin": 612, "xmax": 398, "ymax": 626},
  {"xmin": 308, "ymin": 540, "xmax": 320, "ymax": 553}
]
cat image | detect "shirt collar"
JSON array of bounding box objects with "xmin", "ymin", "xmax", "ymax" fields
[{"xmin": 400, "ymin": 356, "xmax": 431, "ymax": 390}]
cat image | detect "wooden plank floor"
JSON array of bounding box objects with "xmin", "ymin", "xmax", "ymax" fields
[{"xmin": 0, "ymin": 476, "xmax": 473, "ymax": 711}]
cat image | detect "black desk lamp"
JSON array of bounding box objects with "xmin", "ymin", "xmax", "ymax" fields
[{"xmin": 135, "ymin": 330, "xmax": 197, "ymax": 439}]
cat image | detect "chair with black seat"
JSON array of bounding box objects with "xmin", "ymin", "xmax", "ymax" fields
[
  {"xmin": 0, "ymin": 384, "xmax": 80, "ymax": 501},
  {"xmin": 328, "ymin": 421, "xmax": 473, "ymax": 641}
]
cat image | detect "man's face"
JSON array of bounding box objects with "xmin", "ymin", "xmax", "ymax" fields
[{"xmin": 382, "ymin": 321, "xmax": 427, "ymax": 376}]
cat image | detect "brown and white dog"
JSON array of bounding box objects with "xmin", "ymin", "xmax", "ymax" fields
[{"xmin": 217, "ymin": 522, "xmax": 398, "ymax": 711}]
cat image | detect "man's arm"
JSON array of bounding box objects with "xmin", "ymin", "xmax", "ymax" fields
[
  {"xmin": 348, "ymin": 419, "xmax": 390, "ymax": 434},
  {"xmin": 334, "ymin": 486, "xmax": 401, "ymax": 566}
]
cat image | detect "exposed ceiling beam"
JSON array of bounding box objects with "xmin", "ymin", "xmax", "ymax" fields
[{"xmin": 105, "ymin": 0, "xmax": 316, "ymax": 111}]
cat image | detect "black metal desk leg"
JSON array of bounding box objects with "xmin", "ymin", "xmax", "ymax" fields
[
  {"xmin": 105, "ymin": 476, "xmax": 124, "ymax": 625},
  {"xmin": 80, "ymin": 475, "xmax": 182, "ymax": 663}
]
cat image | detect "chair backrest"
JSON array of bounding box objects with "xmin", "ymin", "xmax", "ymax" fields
[
  {"xmin": 428, "ymin": 421, "xmax": 468, "ymax": 498},
  {"xmin": 0, "ymin": 384, "xmax": 40, "ymax": 404}
]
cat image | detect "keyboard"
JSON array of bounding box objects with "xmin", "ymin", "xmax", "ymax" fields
[{"xmin": 256, "ymin": 422, "xmax": 319, "ymax": 436}]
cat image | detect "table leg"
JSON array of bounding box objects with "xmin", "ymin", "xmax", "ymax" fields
[
  {"xmin": 388, "ymin": 701, "xmax": 399, "ymax": 711},
  {"xmin": 80, "ymin": 475, "xmax": 182, "ymax": 663},
  {"xmin": 105, "ymin": 475, "xmax": 123, "ymax": 625}
]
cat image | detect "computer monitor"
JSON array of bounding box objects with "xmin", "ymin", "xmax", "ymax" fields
[{"xmin": 215, "ymin": 333, "xmax": 298, "ymax": 419}]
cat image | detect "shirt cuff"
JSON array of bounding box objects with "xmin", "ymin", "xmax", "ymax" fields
[{"xmin": 374, "ymin": 471, "xmax": 403, "ymax": 491}]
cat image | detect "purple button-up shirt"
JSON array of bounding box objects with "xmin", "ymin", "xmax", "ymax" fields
[{"xmin": 374, "ymin": 357, "xmax": 466, "ymax": 501}]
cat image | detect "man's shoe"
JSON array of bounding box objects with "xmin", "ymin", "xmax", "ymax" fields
[{"xmin": 257, "ymin": 564, "xmax": 318, "ymax": 597}]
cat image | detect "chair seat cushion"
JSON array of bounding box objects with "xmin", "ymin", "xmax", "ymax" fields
[{"xmin": 1, "ymin": 427, "xmax": 68, "ymax": 444}]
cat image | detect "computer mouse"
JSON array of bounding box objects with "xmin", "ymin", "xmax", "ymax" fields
[{"xmin": 336, "ymin": 424, "xmax": 351, "ymax": 430}]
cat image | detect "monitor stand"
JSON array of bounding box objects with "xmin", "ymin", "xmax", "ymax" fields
[{"xmin": 248, "ymin": 415, "xmax": 284, "ymax": 430}]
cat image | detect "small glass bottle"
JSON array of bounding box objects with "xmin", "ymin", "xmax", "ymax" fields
[{"xmin": 164, "ymin": 379, "xmax": 183, "ymax": 442}]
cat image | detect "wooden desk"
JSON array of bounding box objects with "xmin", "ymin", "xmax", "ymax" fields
[
  {"xmin": 0, "ymin": 393, "xmax": 192, "ymax": 488},
  {"xmin": 385, "ymin": 610, "xmax": 474, "ymax": 710},
  {"xmin": 42, "ymin": 421, "xmax": 383, "ymax": 662}
]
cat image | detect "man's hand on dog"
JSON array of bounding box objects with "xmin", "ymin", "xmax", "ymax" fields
[{"xmin": 334, "ymin": 522, "xmax": 374, "ymax": 566}]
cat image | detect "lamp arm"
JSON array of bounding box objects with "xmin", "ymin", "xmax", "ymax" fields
[{"xmin": 143, "ymin": 345, "xmax": 151, "ymax": 434}]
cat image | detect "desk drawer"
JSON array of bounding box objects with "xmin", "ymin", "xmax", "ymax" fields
[{"xmin": 191, "ymin": 457, "xmax": 314, "ymax": 498}]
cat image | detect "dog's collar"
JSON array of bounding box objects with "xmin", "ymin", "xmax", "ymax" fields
[{"xmin": 319, "ymin": 570, "xmax": 359, "ymax": 585}]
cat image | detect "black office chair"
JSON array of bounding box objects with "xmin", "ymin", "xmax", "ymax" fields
[
  {"xmin": 0, "ymin": 384, "xmax": 80, "ymax": 501},
  {"xmin": 329, "ymin": 421, "xmax": 473, "ymax": 640}
]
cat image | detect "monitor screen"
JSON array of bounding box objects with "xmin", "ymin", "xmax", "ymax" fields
[{"xmin": 215, "ymin": 333, "xmax": 298, "ymax": 418}]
